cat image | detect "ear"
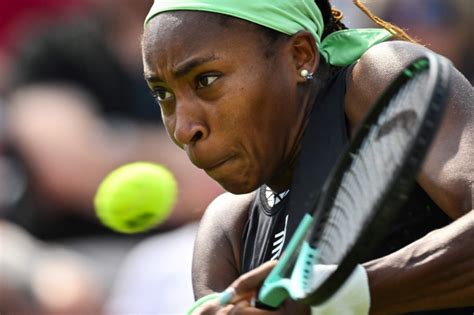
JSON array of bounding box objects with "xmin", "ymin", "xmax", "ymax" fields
[{"xmin": 288, "ymin": 31, "xmax": 320, "ymax": 83}]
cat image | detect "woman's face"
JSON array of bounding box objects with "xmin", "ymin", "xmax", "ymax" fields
[{"xmin": 142, "ymin": 12, "xmax": 305, "ymax": 193}]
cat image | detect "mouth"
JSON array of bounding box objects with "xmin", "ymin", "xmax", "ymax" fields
[
  {"xmin": 203, "ymin": 156, "xmax": 233, "ymax": 172},
  {"xmin": 189, "ymin": 150, "xmax": 235, "ymax": 172}
]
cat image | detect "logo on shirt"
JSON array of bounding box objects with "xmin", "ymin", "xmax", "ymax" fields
[{"xmin": 271, "ymin": 214, "xmax": 289, "ymax": 260}]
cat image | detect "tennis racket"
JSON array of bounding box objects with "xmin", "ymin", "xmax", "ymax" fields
[{"xmin": 257, "ymin": 51, "xmax": 452, "ymax": 308}]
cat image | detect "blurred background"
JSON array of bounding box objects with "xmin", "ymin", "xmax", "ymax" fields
[{"xmin": 0, "ymin": 0, "xmax": 472, "ymax": 314}]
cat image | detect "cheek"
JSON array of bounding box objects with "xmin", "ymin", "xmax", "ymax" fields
[
  {"xmin": 235, "ymin": 78, "xmax": 294, "ymax": 146},
  {"xmin": 244, "ymin": 78, "xmax": 297, "ymax": 172},
  {"xmin": 219, "ymin": 93, "xmax": 284, "ymax": 180}
]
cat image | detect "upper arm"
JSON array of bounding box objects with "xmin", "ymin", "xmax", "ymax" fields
[
  {"xmin": 417, "ymin": 66, "xmax": 473, "ymax": 218},
  {"xmin": 346, "ymin": 41, "xmax": 474, "ymax": 219},
  {"xmin": 192, "ymin": 191, "xmax": 255, "ymax": 298}
]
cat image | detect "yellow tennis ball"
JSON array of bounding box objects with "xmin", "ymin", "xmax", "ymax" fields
[{"xmin": 94, "ymin": 162, "xmax": 177, "ymax": 234}]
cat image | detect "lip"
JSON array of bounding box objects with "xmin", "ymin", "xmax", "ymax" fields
[
  {"xmin": 204, "ymin": 156, "xmax": 233, "ymax": 172},
  {"xmin": 189, "ymin": 151, "xmax": 234, "ymax": 172}
]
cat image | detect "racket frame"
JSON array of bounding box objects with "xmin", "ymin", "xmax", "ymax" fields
[{"xmin": 258, "ymin": 52, "xmax": 452, "ymax": 307}]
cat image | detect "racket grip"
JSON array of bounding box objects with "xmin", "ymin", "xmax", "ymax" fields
[{"xmin": 256, "ymin": 214, "xmax": 314, "ymax": 308}]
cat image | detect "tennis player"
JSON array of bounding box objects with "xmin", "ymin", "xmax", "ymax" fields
[{"xmin": 141, "ymin": 1, "xmax": 474, "ymax": 314}]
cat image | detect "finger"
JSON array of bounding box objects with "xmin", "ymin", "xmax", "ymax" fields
[
  {"xmin": 193, "ymin": 299, "xmax": 224, "ymax": 315},
  {"xmin": 215, "ymin": 304, "xmax": 234, "ymax": 315},
  {"xmin": 219, "ymin": 287, "xmax": 254, "ymax": 306},
  {"xmin": 232, "ymin": 260, "xmax": 278, "ymax": 295},
  {"xmin": 221, "ymin": 260, "xmax": 278, "ymax": 304}
]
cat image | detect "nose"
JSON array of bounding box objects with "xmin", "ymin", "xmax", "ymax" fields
[{"xmin": 173, "ymin": 99, "xmax": 208, "ymax": 146}]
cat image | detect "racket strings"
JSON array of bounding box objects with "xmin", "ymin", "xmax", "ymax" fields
[{"xmin": 313, "ymin": 71, "xmax": 429, "ymax": 266}]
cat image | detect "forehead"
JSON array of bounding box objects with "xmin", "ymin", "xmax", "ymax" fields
[{"xmin": 142, "ymin": 11, "xmax": 266, "ymax": 75}]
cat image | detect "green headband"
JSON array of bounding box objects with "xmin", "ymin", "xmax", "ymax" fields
[{"xmin": 145, "ymin": 0, "xmax": 392, "ymax": 66}]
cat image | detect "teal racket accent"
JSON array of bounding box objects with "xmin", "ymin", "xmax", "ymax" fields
[{"xmin": 258, "ymin": 213, "xmax": 314, "ymax": 307}]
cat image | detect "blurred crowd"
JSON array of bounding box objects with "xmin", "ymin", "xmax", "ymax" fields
[
  {"xmin": 0, "ymin": 0, "xmax": 472, "ymax": 314},
  {"xmin": 0, "ymin": 0, "xmax": 223, "ymax": 314}
]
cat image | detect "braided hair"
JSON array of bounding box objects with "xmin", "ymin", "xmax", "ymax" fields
[
  {"xmin": 318, "ymin": 0, "xmax": 416, "ymax": 42},
  {"xmin": 316, "ymin": 0, "xmax": 347, "ymax": 39}
]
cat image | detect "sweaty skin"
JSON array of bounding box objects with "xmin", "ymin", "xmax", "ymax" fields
[
  {"xmin": 142, "ymin": 12, "xmax": 320, "ymax": 194},
  {"xmin": 142, "ymin": 12, "xmax": 474, "ymax": 315}
]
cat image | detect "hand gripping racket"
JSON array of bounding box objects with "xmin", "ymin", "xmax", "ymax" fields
[{"xmin": 257, "ymin": 51, "xmax": 452, "ymax": 308}]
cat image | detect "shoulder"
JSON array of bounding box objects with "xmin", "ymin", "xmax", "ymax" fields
[
  {"xmin": 352, "ymin": 40, "xmax": 431, "ymax": 85},
  {"xmin": 344, "ymin": 41, "xmax": 433, "ymax": 126},
  {"xmin": 196, "ymin": 192, "xmax": 256, "ymax": 252},
  {"xmin": 200, "ymin": 191, "xmax": 257, "ymax": 238},
  {"xmin": 192, "ymin": 191, "xmax": 257, "ymax": 298}
]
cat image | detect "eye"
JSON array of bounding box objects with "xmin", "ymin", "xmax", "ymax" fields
[
  {"xmin": 197, "ymin": 74, "xmax": 219, "ymax": 89},
  {"xmin": 152, "ymin": 88, "xmax": 174, "ymax": 102}
]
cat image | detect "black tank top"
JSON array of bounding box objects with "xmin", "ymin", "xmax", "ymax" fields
[{"xmin": 240, "ymin": 67, "xmax": 471, "ymax": 314}]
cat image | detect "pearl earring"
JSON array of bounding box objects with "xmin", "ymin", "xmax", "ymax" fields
[{"xmin": 300, "ymin": 69, "xmax": 313, "ymax": 80}]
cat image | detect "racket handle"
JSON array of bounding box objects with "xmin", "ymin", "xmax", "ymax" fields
[{"xmin": 257, "ymin": 214, "xmax": 314, "ymax": 308}]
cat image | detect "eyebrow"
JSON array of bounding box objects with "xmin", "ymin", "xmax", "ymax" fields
[
  {"xmin": 174, "ymin": 55, "xmax": 219, "ymax": 78},
  {"xmin": 144, "ymin": 55, "xmax": 219, "ymax": 84}
]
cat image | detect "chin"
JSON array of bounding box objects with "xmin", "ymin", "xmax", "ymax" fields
[
  {"xmin": 215, "ymin": 175, "xmax": 261, "ymax": 194},
  {"xmin": 206, "ymin": 158, "xmax": 264, "ymax": 194}
]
